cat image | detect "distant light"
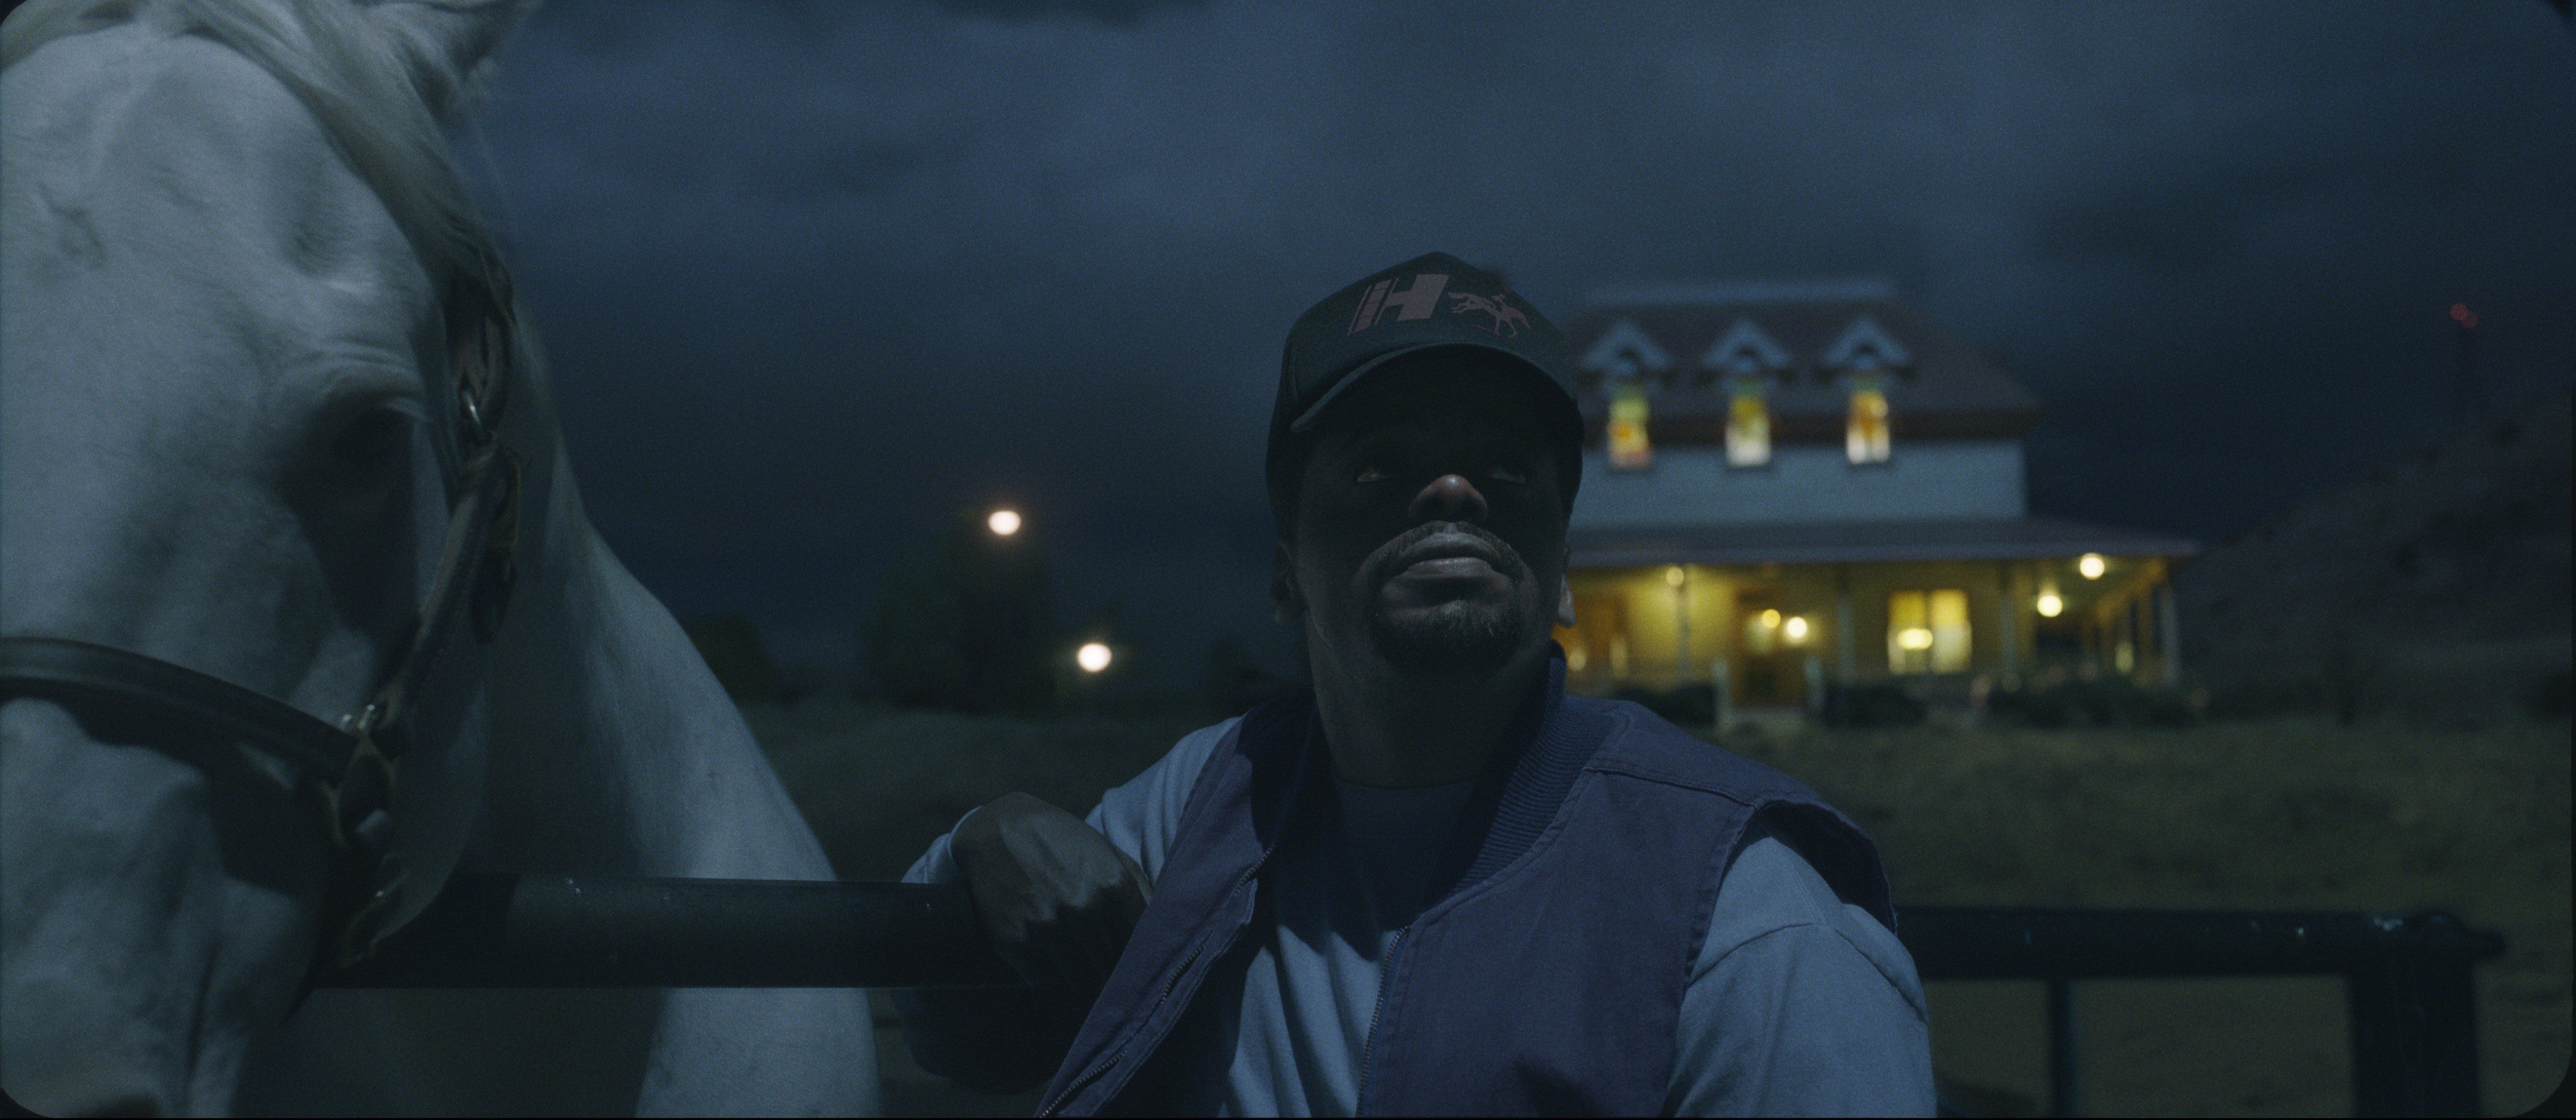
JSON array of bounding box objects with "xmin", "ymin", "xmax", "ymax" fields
[
  {"xmin": 1759, "ymin": 609, "xmax": 1782, "ymax": 628},
  {"xmin": 2078, "ymin": 553, "xmax": 2107, "ymax": 580},
  {"xmin": 987, "ymin": 509, "xmax": 1022, "ymax": 537},
  {"xmin": 2037, "ymin": 593, "xmax": 2065, "ymax": 618},
  {"xmin": 1664, "ymin": 565, "xmax": 1686, "ymax": 588},
  {"xmin": 1076, "ymin": 642, "xmax": 1112, "ymax": 673},
  {"xmin": 1897, "ymin": 627, "xmax": 1934, "ymax": 651},
  {"xmin": 1783, "ymin": 616, "xmax": 1811, "ymax": 643},
  {"xmin": 2451, "ymin": 303, "xmax": 2469, "ymax": 322}
]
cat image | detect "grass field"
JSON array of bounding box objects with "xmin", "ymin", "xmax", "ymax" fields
[{"xmin": 744, "ymin": 700, "xmax": 2571, "ymax": 1116}]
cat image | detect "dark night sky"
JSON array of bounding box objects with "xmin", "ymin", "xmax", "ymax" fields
[{"xmin": 456, "ymin": 1, "xmax": 2576, "ymax": 682}]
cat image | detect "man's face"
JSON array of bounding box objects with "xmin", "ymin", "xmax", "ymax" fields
[{"xmin": 1279, "ymin": 350, "xmax": 1570, "ymax": 679}]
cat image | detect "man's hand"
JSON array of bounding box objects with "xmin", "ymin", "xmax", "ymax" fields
[{"xmin": 951, "ymin": 792, "xmax": 1153, "ymax": 989}]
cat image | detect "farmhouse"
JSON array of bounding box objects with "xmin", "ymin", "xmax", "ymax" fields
[{"xmin": 1555, "ymin": 279, "xmax": 2196, "ymax": 720}]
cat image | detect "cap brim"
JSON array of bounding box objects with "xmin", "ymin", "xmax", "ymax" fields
[{"xmin": 1286, "ymin": 341, "xmax": 1565, "ymax": 435}]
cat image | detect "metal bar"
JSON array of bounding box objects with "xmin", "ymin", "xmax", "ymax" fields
[
  {"xmin": 2047, "ymin": 977, "xmax": 2079, "ymax": 1117},
  {"xmin": 2349, "ymin": 951, "xmax": 2485, "ymax": 1118},
  {"xmin": 325, "ymin": 881, "xmax": 2505, "ymax": 1115},
  {"xmin": 330, "ymin": 883, "xmax": 2505, "ymax": 991},
  {"xmin": 321, "ymin": 873, "xmax": 1019, "ymax": 989},
  {"xmin": 1899, "ymin": 907, "xmax": 2502, "ymax": 982}
]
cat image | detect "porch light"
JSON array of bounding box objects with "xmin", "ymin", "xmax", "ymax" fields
[
  {"xmin": 2037, "ymin": 592, "xmax": 2065, "ymax": 619},
  {"xmin": 2078, "ymin": 553, "xmax": 2106, "ymax": 580},
  {"xmin": 988, "ymin": 508, "xmax": 1022, "ymax": 537},
  {"xmin": 1783, "ymin": 616, "xmax": 1810, "ymax": 643},
  {"xmin": 1076, "ymin": 641, "xmax": 1113, "ymax": 673},
  {"xmin": 1897, "ymin": 627, "xmax": 1934, "ymax": 651},
  {"xmin": 1665, "ymin": 565, "xmax": 1687, "ymax": 588}
]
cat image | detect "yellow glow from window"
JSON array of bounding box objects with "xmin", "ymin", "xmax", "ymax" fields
[
  {"xmin": 1888, "ymin": 588, "xmax": 1971, "ymax": 674},
  {"xmin": 1783, "ymin": 616, "xmax": 1810, "ymax": 643},
  {"xmin": 1609, "ymin": 384, "xmax": 1653, "ymax": 471},
  {"xmin": 2036, "ymin": 593, "xmax": 2064, "ymax": 618},
  {"xmin": 1664, "ymin": 565, "xmax": 1687, "ymax": 588},
  {"xmin": 1726, "ymin": 383, "xmax": 1771, "ymax": 467},
  {"xmin": 987, "ymin": 508, "xmax": 1022, "ymax": 537},
  {"xmin": 2078, "ymin": 553, "xmax": 2107, "ymax": 580},
  {"xmin": 1845, "ymin": 380, "xmax": 1891, "ymax": 464},
  {"xmin": 1076, "ymin": 642, "xmax": 1112, "ymax": 673}
]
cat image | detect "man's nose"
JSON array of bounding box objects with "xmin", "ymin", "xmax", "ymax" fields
[{"xmin": 1410, "ymin": 474, "xmax": 1489, "ymax": 524}]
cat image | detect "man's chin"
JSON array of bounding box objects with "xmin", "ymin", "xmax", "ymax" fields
[{"xmin": 1367, "ymin": 600, "xmax": 1525, "ymax": 677}]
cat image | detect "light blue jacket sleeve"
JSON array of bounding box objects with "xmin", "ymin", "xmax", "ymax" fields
[
  {"xmin": 901, "ymin": 717, "xmax": 1238, "ymax": 888},
  {"xmin": 1664, "ymin": 824, "xmax": 1938, "ymax": 1117}
]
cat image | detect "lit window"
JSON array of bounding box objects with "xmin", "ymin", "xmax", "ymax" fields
[
  {"xmin": 1846, "ymin": 373, "xmax": 1891, "ymax": 464},
  {"xmin": 1725, "ymin": 375, "xmax": 1771, "ymax": 467},
  {"xmin": 1888, "ymin": 589, "xmax": 1971, "ymax": 674},
  {"xmin": 1608, "ymin": 383, "xmax": 1652, "ymax": 471}
]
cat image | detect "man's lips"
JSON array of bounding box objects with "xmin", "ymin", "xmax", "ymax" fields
[
  {"xmin": 1400, "ymin": 555, "xmax": 1501, "ymax": 580},
  {"xmin": 1386, "ymin": 532, "xmax": 1508, "ymax": 583}
]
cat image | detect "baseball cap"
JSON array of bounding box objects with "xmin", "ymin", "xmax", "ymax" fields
[{"xmin": 1266, "ymin": 251, "xmax": 1584, "ymax": 526}]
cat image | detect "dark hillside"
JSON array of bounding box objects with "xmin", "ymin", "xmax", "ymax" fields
[{"xmin": 2174, "ymin": 389, "xmax": 2572, "ymax": 724}]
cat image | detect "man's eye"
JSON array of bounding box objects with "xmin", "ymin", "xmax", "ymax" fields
[
  {"xmin": 1354, "ymin": 465, "xmax": 1389, "ymax": 484},
  {"xmin": 1490, "ymin": 463, "xmax": 1529, "ymax": 484}
]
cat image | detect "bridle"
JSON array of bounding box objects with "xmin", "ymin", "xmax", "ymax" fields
[{"xmin": 0, "ymin": 258, "xmax": 533, "ymax": 975}]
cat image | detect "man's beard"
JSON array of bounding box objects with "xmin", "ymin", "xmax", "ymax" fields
[
  {"xmin": 1362, "ymin": 523, "xmax": 1533, "ymax": 677},
  {"xmin": 1367, "ymin": 596, "xmax": 1523, "ymax": 677}
]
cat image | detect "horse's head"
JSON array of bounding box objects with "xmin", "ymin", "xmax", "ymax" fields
[{"xmin": 2, "ymin": 1, "xmax": 541, "ymax": 1112}]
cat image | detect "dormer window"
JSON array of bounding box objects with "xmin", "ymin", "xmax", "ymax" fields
[
  {"xmin": 1607, "ymin": 381, "xmax": 1652, "ymax": 471},
  {"xmin": 1846, "ymin": 372, "xmax": 1891, "ymax": 464},
  {"xmin": 1697, "ymin": 318, "xmax": 1786, "ymax": 469},
  {"xmin": 1725, "ymin": 375, "xmax": 1770, "ymax": 467},
  {"xmin": 1824, "ymin": 316, "xmax": 1907, "ymax": 465}
]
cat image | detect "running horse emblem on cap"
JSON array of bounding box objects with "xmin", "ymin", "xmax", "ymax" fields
[{"xmin": 1447, "ymin": 289, "xmax": 1529, "ymax": 337}]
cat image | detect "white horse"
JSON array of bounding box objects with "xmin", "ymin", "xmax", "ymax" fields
[{"xmin": 1, "ymin": 0, "xmax": 879, "ymax": 1113}]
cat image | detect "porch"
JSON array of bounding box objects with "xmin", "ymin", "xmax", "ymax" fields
[{"xmin": 1557, "ymin": 517, "xmax": 2198, "ymax": 722}]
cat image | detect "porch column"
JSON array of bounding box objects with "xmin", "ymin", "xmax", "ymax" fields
[
  {"xmin": 1672, "ymin": 567, "xmax": 1692, "ymax": 688},
  {"xmin": 1995, "ymin": 560, "xmax": 2019, "ymax": 677},
  {"xmin": 2159, "ymin": 582, "xmax": 2183, "ymax": 684},
  {"xmin": 1834, "ymin": 565, "xmax": 1858, "ymax": 683}
]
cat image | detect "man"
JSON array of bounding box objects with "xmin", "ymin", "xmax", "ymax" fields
[{"xmin": 896, "ymin": 253, "xmax": 1936, "ymax": 1116}]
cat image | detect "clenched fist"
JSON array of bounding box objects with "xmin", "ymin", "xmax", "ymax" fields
[{"xmin": 951, "ymin": 792, "xmax": 1154, "ymax": 989}]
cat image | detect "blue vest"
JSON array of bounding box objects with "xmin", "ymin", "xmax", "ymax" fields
[{"xmin": 1034, "ymin": 659, "xmax": 1894, "ymax": 1116}]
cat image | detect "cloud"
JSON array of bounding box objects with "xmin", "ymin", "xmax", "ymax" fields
[{"xmin": 461, "ymin": 0, "xmax": 2576, "ymax": 675}]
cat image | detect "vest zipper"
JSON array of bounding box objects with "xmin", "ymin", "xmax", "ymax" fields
[
  {"xmin": 1354, "ymin": 924, "xmax": 1408, "ymax": 1112},
  {"xmin": 1035, "ymin": 853, "xmax": 1271, "ymax": 1117}
]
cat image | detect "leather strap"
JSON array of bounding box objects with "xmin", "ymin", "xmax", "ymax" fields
[{"xmin": 0, "ymin": 635, "xmax": 355, "ymax": 781}]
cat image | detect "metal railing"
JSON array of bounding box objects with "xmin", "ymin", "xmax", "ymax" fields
[
  {"xmin": 1900, "ymin": 907, "xmax": 2505, "ymax": 1118},
  {"xmin": 324, "ymin": 875, "xmax": 2505, "ymax": 1118}
]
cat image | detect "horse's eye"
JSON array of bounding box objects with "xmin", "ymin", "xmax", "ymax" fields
[
  {"xmin": 329, "ymin": 409, "xmax": 411, "ymax": 469},
  {"xmin": 1490, "ymin": 463, "xmax": 1529, "ymax": 484},
  {"xmin": 1354, "ymin": 464, "xmax": 1389, "ymax": 484}
]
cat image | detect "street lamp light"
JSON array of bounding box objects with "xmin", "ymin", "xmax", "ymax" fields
[
  {"xmin": 1076, "ymin": 641, "xmax": 1112, "ymax": 674},
  {"xmin": 2078, "ymin": 553, "xmax": 2105, "ymax": 581},
  {"xmin": 988, "ymin": 508, "xmax": 1022, "ymax": 537}
]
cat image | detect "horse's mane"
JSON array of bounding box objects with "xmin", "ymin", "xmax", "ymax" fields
[{"xmin": 2, "ymin": 0, "xmax": 530, "ymax": 300}]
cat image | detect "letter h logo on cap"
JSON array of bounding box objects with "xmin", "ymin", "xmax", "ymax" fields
[{"xmin": 1347, "ymin": 272, "xmax": 1450, "ymax": 334}]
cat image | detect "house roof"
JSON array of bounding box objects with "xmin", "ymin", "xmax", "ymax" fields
[
  {"xmin": 1569, "ymin": 516, "xmax": 2198, "ymax": 568},
  {"xmin": 1565, "ymin": 281, "xmax": 2043, "ymax": 443}
]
